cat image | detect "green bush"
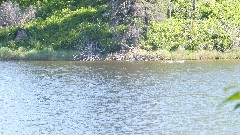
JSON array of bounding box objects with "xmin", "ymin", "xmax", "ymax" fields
[
  {"xmin": 146, "ymin": 18, "xmax": 234, "ymax": 52},
  {"xmin": 1, "ymin": 0, "xmax": 240, "ymax": 54},
  {"xmin": 0, "ymin": 2, "xmax": 117, "ymax": 53},
  {"xmin": 24, "ymin": 7, "xmax": 115, "ymax": 52},
  {"xmin": 146, "ymin": 0, "xmax": 240, "ymax": 52},
  {"xmin": 146, "ymin": 19, "xmax": 184, "ymax": 51}
]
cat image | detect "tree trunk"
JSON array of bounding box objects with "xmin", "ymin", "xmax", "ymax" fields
[
  {"xmin": 193, "ymin": 0, "xmax": 196, "ymax": 11},
  {"xmin": 167, "ymin": 6, "xmax": 172, "ymax": 18}
]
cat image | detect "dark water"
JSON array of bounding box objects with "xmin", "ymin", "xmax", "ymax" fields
[{"xmin": 0, "ymin": 60, "xmax": 240, "ymax": 135}]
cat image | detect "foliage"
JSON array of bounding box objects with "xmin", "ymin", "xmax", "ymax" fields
[
  {"xmin": 146, "ymin": 19, "xmax": 184, "ymax": 51},
  {"xmin": 147, "ymin": 17, "xmax": 234, "ymax": 51},
  {"xmin": 0, "ymin": 0, "xmax": 240, "ymax": 55},
  {"xmin": 146, "ymin": 0, "xmax": 240, "ymax": 52},
  {"xmin": 103, "ymin": 0, "xmax": 169, "ymax": 48},
  {"xmin": 0, "ymin": 0, "xmax": 118, "ymax": 53},
  {"xmin": 22, "ymin": 7, "xmax": 115, "ymax": 52},
  {"xmin": 223, "ymin": 86, "xmax": 240, "ymax": 110}
]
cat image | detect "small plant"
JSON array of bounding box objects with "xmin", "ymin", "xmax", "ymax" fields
[
  {"xmin": 0, "ymin": 1, "xmax": 36, "ymax": 27},
  {"xmin": 223, "ymin": 86, "xmax": 240, "ymax": 110}
]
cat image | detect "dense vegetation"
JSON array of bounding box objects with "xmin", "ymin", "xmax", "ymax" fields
[
  {"xmin": 0, "ymin": 0, "xmax": 240, "ymax": 60},
  {"xmin": 147, "ymin": 0, "xmax": 240, "ymax": 52}
]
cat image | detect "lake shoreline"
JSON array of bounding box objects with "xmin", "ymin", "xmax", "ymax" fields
[{"xmin": 1, "ymin": 47, "xmax": 240, "ymax": 61}]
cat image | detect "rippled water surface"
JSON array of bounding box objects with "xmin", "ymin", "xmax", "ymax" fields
[{"xmin": 0, "ymin": 60, "xmax": 240, "ymax": 134}]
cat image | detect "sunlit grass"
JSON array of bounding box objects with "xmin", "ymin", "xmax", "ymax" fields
[
  {"xmin": 118, "ymin": 48, "xmax": 240, "ymax": 61},
  {"xmin": 1, "ymin": 47, "xmax": 240, "ymax": 61},
  {"xmin": 0, "ymin": 47, "xmax": 77, "ymax": 60}
]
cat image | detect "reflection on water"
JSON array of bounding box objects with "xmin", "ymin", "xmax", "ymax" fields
[{"xmin": 0, "ymin": 61, "xmax": 240, "ymax": 134}]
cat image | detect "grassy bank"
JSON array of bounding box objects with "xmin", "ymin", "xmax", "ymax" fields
[
  {"xmin": 121, "ymin": 48, "xmax": 240, "ymax": 61},
  {"xmin": 0, "ymin": 47, "xmax": 77, "ymax": 60},
  {"xmin": 1, "ymin": 47, "xmax": 240, "ymax": 61}
]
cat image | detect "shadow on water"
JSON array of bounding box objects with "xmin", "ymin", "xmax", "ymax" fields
[{"xmin": 0, "ymin": 60, "xmax": 240, "ymax": 134}]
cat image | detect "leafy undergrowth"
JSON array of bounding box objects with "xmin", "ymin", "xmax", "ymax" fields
[
  {"xmin": 0, "ymin": 0, "xmax": 119, "ymax": 54},
  {"xmin": 1, "ymin": 0, "xmax": 240, "ymax": 56},
  {"xmin": 145, "ymin": 0, "xmax": 240, "ymax": 52}
]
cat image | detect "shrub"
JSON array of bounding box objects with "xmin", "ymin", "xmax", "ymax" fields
[
  {"xmin": 146, "ymin": 19, "xmax": 185, "ymax": 51},
  {"xmin": 1, "ymin": 0, "xmax": 240, "ymax": 54},
  {"xmin": 146, "ymin": 0, "xmax": 240, "ymax": 52}
]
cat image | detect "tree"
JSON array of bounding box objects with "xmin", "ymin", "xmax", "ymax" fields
[
  {"xmin": 0, "ymin": 1, "xmax": 36, "ymax": 27},
  {"xmin": 106, "ymin": 0, "xmax": 143, "ymax": 49},
  {"xmin": 106, "ymin": 0, "xmax": 168, "ymax": 50}
]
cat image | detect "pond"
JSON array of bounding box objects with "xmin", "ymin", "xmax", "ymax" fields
[{"xmin": 0, "ymin": 60, "xmax": 240, "ymax": 134}]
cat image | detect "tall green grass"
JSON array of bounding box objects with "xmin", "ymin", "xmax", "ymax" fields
[
  {"xmin": 0, "ymin": 47, "xmax": 77, "ymax": 60},
  {"xmin": 1, "ymin": 47, "xmax": 240, "ymax": 61}
]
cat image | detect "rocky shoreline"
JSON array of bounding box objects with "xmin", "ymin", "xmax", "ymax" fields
[
  {"xmin": 1, "ymin": 47, "xmax": 240, "ymax": 61},
  {"xmin": 72, "ymin": 48, "xmax": 240, "ymax": 62}
]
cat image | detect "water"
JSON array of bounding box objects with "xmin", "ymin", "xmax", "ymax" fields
[{"xmin": 0, "ymin": 60, "xmax": 240, "ymax": 135}]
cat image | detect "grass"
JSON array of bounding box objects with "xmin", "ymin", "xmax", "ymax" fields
[
  {"xmin": 1, "ymin": 47, "xmax": 240, "ymax": 61},
  {"xmin": 120, "ymin": 48, "xmax": 240, "ymax": 61},
  {"xmin": 0, "ymin": 47, "xmax": 77, "ymax": 60}
]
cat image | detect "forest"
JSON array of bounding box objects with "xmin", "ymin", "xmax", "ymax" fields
[{"xmin": 0, "ymin": 0, "xmax": 240, "ymax": 60}]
